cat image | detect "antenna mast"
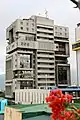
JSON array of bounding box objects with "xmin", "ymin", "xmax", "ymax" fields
[{"xmin": 45, "ymin": 9, "xmax": 48, "ymax": 18}]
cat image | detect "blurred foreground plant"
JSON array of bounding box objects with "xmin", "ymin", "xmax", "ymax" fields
[{"xmin": 46, "ymin": 89, "xmax": 80, "ymax": 120}]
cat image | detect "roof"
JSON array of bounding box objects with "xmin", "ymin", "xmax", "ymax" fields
[
  {"xmin": 8, "ymin": 104, "xmax": 51, "ymax": 114},
  {"xmin": 61, "ymin": 88, "xmax": 80, "ymax": 92},
  {"xmin": 7, "ymin": 104, "xmax": 51, "ymax": 119},
  {"xmin": 23, "ymin": 115, "xmax": 51, "ymax": 120}
]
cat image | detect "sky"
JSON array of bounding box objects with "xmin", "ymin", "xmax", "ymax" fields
[{"xmin": 0, "ymin": 0, "xmax": 80, "ymax": 83}]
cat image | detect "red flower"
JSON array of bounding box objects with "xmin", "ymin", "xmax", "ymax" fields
[{"xmin": 46, "ymin": 89, "xmax": 79, "ymax": 120}]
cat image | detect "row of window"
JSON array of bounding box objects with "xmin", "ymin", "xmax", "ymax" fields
[
  {"xmin": 55, "ymin": 32, "xmax": 68, "ymax": 36},
  {"xmin": 21, "ymin": 21, "xmax": 34, "ymax": 26},
  {"xmin": 55, "ymin": 27, "xmax": 67, "ymax": 31},
  {"xmin": 20, "ymin": 27, "xmax": 34, "ymax": 32}
]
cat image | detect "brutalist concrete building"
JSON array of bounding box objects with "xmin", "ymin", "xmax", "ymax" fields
[{"xmin": 5, "ymin": 16, "xmax": 70, "ymax": 98}]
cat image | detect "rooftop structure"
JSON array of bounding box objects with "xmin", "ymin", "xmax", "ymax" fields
[{"xmin": 4, "ymin": 104, "xmax": 51, "ymax": 120}]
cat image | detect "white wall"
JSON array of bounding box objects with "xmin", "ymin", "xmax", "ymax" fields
[
  {"xmin": 76, "ymin": 50, "xmax": 80, "ymax": 86},
  {"xmin": 15, "ymin": 89, "xmax": 50, "ymax": 104}
]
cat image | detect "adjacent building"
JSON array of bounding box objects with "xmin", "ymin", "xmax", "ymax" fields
[
  {"xmin": 54, "ymin": 25, "xmax": 70, "ymax": 87},
  {"xmin": 5, "ymin": 15, "xmax": 70, "ymax": 98},
  {"xmin": 72, "ymin": 23, "xmax": 80, "ymax": 86}
]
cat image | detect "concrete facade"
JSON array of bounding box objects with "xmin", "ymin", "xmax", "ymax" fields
[
  {"xmin": 5, "ymin": 16, "xmax": 70, "ymax": 98},
  {"xmin": 54, "ymin": 25, "xmax": 70, "ymax": 87}
]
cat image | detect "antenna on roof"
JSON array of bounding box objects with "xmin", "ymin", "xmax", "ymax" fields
[
  {"xmin": 45, "ymin": 9, "xmax": 48, "ymax": 18},
  {"xmin": 38, "ymin": 13, "xmax": 41, "ymax": 16}
]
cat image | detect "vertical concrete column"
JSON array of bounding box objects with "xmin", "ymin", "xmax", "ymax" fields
[
  {"xmin": 65, "ymin": 43, "xmax": 69, "ymax": 55},
  {"xmin": 67, "ymin": 66, "xmax": 70, "ymax": 86}
]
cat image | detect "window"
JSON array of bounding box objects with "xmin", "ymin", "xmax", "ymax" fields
[
  {"xmin": 21, "ymin": 21, "xmax": 23, "ymax": 24},
  {"xmin": 55, "ymin": 27, "xmax": 57, "ymax": 29},
  {"xmin": 32, "ymin": 23, "xmax": 34, "ymax": 26},
  {"xmin": 56, "ymin": 46, "xmax": 58, "ymax": 48},
  {"xmin": 32, "ymin": 28, "xmax": 34, "ymax": 31},
  {"xmin": 26, "ymin": 22, "xmax": 29, "ymax": 25},
  {"xmin": 60, "ymin": 33, "xmax": 62, "ymax": 35},
  {"xmin": 24, "ymin": 43, "xmax": 26, "ymax": 46},
  {"xmin": 21, "ymin": 42, "xmax": 23, "ymax": 45},
  {"xmin": 21, "ymin": 27, "xmax": 23, "ymax": 30},
  {"xmin": 25, "ymin": 36, "xmax": 27, "ymax": 40},
  {"xmin": 15, "ymin": 59, "xmax": 17, "ymax": 62},
  {"xmin": 15, "ymin": 65, "xmax": 17, "ymax": 67},
  {"xmin": 65, "ymin": 28, "xmax": 67, "ymax": 31},
  {"xmin": 65, "ymin": 33, "xmax": 67, "ymax": 36},
  {"xmin": 27, "ymin": 28, "xmax": 29, "ymax": 31}
]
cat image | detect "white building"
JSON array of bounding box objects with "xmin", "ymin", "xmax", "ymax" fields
[
  {"xmin": 5, "ymin": 15, "xmax": 70, "ymax": 99},
  {"xmin": 72, "ymin": 23, "xmax": 80, "ymax": 86}
]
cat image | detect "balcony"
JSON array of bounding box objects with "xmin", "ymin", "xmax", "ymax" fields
[
  {"xmin": 37, "ymin": 54, "xmax": 54, "ymax": 58},
  {"xmin": 37, "ymin": 64, "xmax": 54, "ymax": 68},
  {"xmin": 38, "ymin": 75, "xmax": 55, "ymax": 78},
  {"xmin": 6, "ymin": 41, "xmax": 18, "ymax": 54},
  {"xmin": 15, "ymin": 78, "xmax": 33, "ymax": 81},
  {"xmin": 37, "ymin": 70, "xmax": 54, "ymax": 73},
  {"xmin": 37, "ymin": 33, "xmax": 53, "ymax": 39},
  {"xmin": 37, "ymin": 59, "xmax": 54, "ymax": 63},
  {"xmin": 55, "ymin": 54, "xmax": 69, "ymax": 57},
  {"xmin": 37, "ymin": 28, "xmax": 53, "ymax": 34},
  {"xmin": 54, "ymin": 38, "xmax": 69, "ymax": 43},
  {"xmin": 38, "ymin": 80, "xmax": 55, "ymax": 84}
]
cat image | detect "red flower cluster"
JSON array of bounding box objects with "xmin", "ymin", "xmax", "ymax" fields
[{"xmin": 46, "ymin": 89, "xmax": 80, "ymax": 120}]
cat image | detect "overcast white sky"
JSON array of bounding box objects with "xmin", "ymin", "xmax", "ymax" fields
[{"xmin": 0, "ymin": 0, "xmax": 79, "ymax": 82}]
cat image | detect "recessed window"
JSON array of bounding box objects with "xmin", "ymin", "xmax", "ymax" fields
[
  {"xmin": 15, "ymin": 65, "xmax": 17, "ymax": 67},
  {"xmin": 65, "ymin": 28, "xmax": 67, "ymax": 31},
  {"xmin": 60, "ymin": 33, "xmax": 62, "ymax": 35},
  {"xmin": 21, "ymin": 42, "xmax": 23, "ymax": 45},
  {"xmin": 15, "ymin": 59, "xmax": 17, "ymax": 62},
  {"xmin": 21, "ymin": 27, "xmax": 23, "ymax": 30},
  {"xmin": 32, "ymin": 23, "xmax": 34, "ymax": 26},
  {"xmin": 56, "ymin": 46, "xmax": 58, "ymax": 48},
  {"xmin": 27, "ymin": 22, "xmax": 29, "ymax": 25},
  {"xmin": 32, "ymin": 28, "xmax": 34, "ymax": 31},
  {"xmin": 21, "ymin": 21, "xmax": 23, "ymax": 24},
  {"xmin": 27, "ymin": 28, "xmax": 29, "ymax": 31},
  {"xmin": 24, "ymin": 43, "xmax": 26, "ymax": 46},
  {"xmin": 65, "ymin": 33, "xmax": 67, "ymax": 36},
  {"xmin": 55, "ymin": 27, "xmax": 57, "ymax": 29},
  {"xmin": 25, "ymin": 36, "xmax": 27, "ymax": 40}
]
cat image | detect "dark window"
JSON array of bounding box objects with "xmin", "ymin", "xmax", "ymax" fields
[
  {"xmin": 32, "ymin": 28, "xmax": 34, "ymax": 31},
  {"xmin": 27, "ymin": 23, "xmax": 29, "ymax": 25},
  {"xmin": 32, "ymin": 23, "xmax": 34, "ymax": 26},
  {"xmin": 27, "ymin": 28, "xmax": 29, "ymax": 31},
  {"xmin": 9, "ymin": 28, "xmax": 14, "ymax": 43},
  {"xmin": 21, "ymin": 27, "xmax": 23, "ymax": 30},
  {"xmin": 25, "ymin": 36, "xmax": 27, "ymax": 40},
  {"xmin": 21, "ymin": 21, "xmax": 23, "ymax": 24}
]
